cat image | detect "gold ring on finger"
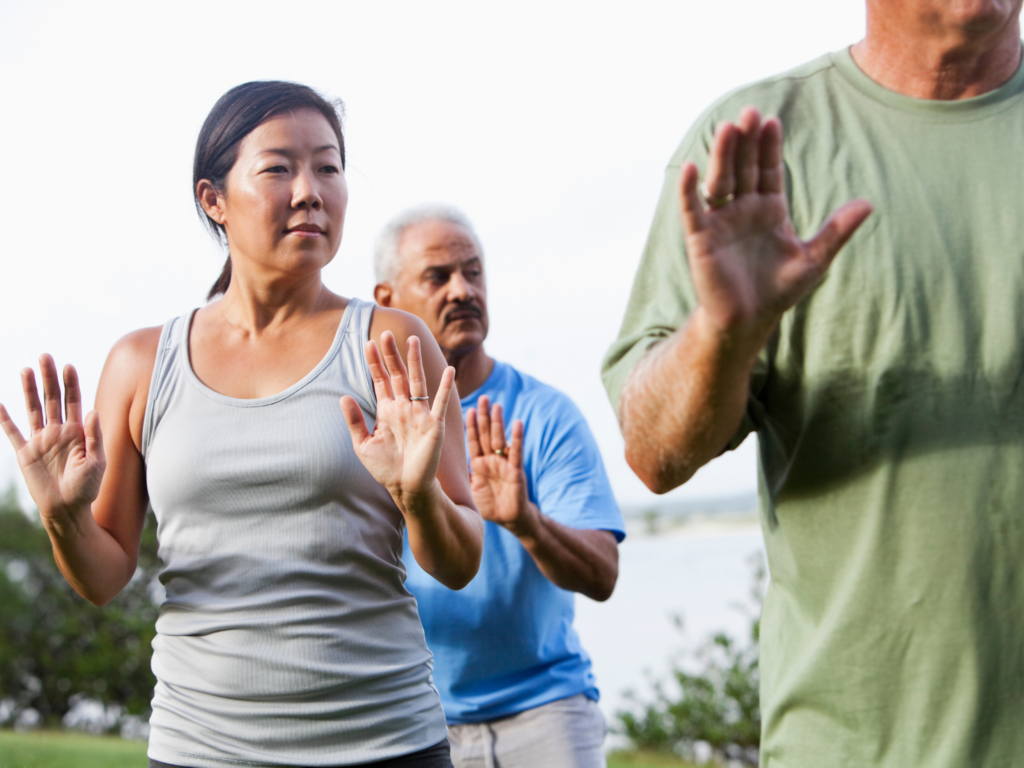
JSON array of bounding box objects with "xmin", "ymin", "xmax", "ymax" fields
[
  {"xmin": 700, "ymin": 182, "xmax": 735, "ymax": 209},
  {"xmin": 493, "ymin": 448, "xmax": 506, "ymax": 456}
]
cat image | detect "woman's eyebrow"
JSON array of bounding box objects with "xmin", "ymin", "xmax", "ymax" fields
[{"xmin": 257, "ymin": 144, "xmax": 340, "ymax": 156}]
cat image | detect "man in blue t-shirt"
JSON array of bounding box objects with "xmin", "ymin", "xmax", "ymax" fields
[{"xmin": 373, "ymin": 204, "xmax": 625, "ymax": 768}]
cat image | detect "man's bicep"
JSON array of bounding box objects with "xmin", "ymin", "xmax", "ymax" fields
[{"xmin": 532, "ymin": 405, "xmax": 626, "ymax": 539}]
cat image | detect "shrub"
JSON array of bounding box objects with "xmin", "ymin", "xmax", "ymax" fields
[
  {"xmin": 616, "ymin": 554, "xmax": 764, "ymax": 766},
  {"xmin": 0, "ymin": 485, "xmax": 160, "ymax": 731}
]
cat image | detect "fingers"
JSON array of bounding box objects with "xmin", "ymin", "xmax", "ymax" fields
[
  {"xmin": 490, "ymin": 404, "xmax": 507, "ymax": 455},
  {"xmin": 364, "ymin": 340, "xmax": 396, "ymax": 403},
  {"xmin": 734, "ymin": 107, "xmax": 762, "ymax": 196},
  {"xmin": 64, "ymin": 365, "xmax": 83, "ymax": 425},
  {"xmin": 83, "ymin": 410, "xmax": 105, "ymax": 465},
  {"xmin": 406, "ymin": 336, "xmax": 428, "ymax": 401},
  {"xmin": 339, "ymin": 395, "xmax": 372, "ymax": 446},
  {"xmin": 431, "ymin": 366, "xmax": 455, "ymax": 423},
  {"xmin": 758, "ymin": 117, "xmax": 784, "ymax": 194},
  {"xmin": 679, "ymin": 163, "xmax": 707, "ymax": 236},
  {"xmin": 693, "ymin": 108, "xmax": 781, "ymax": 216},
  {"xmin": 379, "ymin": 331, "xmax": 411, "ymax": 399},
  {"xmin": 466, "ymin": 407, "xmax": 483, "ymax": 459},
  {"xmin": 471, "ymin": 397, "xmax": 511, "ymax": 458},
  {"xmin": 0, "ymin": 403, "xmax": 27, "ymax": 452},
  {"xmin": 39, "ymin": 354, "xmax": 63, "ymax": 427},
  {"xmin": 475, "ymin": 396, "xmax": 493, "ymax": 455},
  {"xmin": 21, "ymin": 368, "xmax": 44, "ymax": 433},
  {"xmin": 509, "ymin": 419, "xmax": 524, "ymax": 470},
  {"xmin": 806, "ymin": 198, "xmax": 874, "ymax": 271},
  {"xmin": 703, "ymin": 119, "xmax": 738, "ymax": 202}
]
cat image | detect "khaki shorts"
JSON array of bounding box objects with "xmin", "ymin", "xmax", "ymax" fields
[{"xmin": 447, "ymin": 693, "xmax": 607, "ymax": 768}]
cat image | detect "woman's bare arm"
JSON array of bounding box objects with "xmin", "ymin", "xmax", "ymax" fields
[
  {"xmin": 341, "ymin": 308, "xmax": 483, "ymax": 589},
  {"xmin": 0, "ymin": 329, "xmax": 158, "ymax": 605}
]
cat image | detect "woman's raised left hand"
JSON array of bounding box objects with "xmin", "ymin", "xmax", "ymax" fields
[{"xmin": 340, "ymin": 331, "xmax": 455, "ymax": 512}]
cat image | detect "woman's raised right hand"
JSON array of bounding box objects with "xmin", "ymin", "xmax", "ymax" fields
[{"xmin": 0, "ymin": 355, "xmax": 106, "ymax": 525}]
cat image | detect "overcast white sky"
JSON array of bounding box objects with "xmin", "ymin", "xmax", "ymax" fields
[{"xmin": 0, "ymin": 0, "xmax": 870, "ymax": 509}]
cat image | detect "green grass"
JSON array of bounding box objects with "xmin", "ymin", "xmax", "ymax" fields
[
  {"xmin": 607, "ymin": 750, "xmax": 700, "ymax": 768},
  {"xmin": 0, "ymin": 730, "xmax": 148, "ymax": 768},
  {"xmin": 0, "ymin": 731, "xmax": 700, "ymax": 768}
]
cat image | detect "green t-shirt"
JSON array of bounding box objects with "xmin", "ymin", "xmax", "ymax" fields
[{"xmin": 604, "ymin": 48, "xmax": 1024, "ymax": 767}]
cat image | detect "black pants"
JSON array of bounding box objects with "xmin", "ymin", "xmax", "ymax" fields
[{"xmin": 148, "ymin": 738, "xmax": 453, "ymax": 768}]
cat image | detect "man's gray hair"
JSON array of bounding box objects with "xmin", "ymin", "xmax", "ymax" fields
[{"xmin": 374, "ymin": 203, "xmax": 484, "ymax": 284}]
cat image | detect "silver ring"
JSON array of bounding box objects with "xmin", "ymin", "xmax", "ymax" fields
[
  {"xmin": 409, "ymin": 396, "xmax": 429, "ymax": 401},
  {"xmin": 700, "ymin": 182, "xmax": 734, "ymax": 209}
]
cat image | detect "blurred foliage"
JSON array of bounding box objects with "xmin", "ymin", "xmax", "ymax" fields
[
  {"xmin": 607, "ymin": 749, "xmax": 701, "ymax": 768},
  {"xmin": 616, "ymin": 555, "xmax": 763, "ymax": 766},
  {"xmin": 0, "ymin": 484, "xmax": 159, "ymax": 729}
]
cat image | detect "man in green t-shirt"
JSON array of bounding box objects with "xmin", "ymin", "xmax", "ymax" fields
[{"xmin": 604, "ymin": 2, "xmax": 1024, "ymax": 766}]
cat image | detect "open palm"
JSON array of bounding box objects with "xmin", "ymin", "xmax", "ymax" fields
[
  {"xmin": 0, "ymin": 356, "xmax": 105, "ymax": 522},
  {"xmin": 465, "ymin": 398, "xmax": 532, "ymax": 536},
  {"xmin": 340, "ymin": 332, "xmax": 455, "ymax": 503},
  {"xmin": 680, "ymin": 108, "xmax": 872, "ymax": 341}
]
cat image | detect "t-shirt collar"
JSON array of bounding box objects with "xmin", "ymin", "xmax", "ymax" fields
[{"xmin": 830, "ymin": 41, "xmax": 1024, "ymax": 119}]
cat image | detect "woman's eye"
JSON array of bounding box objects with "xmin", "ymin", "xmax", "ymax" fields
[
  {"xmin": 320, "ymin": 165, "xmax": 340, "ymax": 174},
  {"xmin": 263, "ymin": 165, "xmax": 288, "ymax": 174}
]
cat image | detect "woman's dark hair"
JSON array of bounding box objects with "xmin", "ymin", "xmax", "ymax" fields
[{"xmin": 193, "ymin": 81, "xmax": 346, "ymax": 300}]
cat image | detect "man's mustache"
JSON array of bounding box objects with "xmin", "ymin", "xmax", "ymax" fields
[{"xmin": 442, "ymin": 304, "xmax": 483, "ymax": 327}]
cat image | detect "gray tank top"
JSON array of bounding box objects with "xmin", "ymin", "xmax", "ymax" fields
[{"xmin": 141, "ymin": 298, "xmax": 446, "ymax": 767}]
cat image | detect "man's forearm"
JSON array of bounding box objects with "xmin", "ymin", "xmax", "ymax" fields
[
  {"xmin": 619, "ymin": 307, "xmax": 767, "ymax": 494},
  {"xmin": 517, "ymin": 510, "xmax": 618, "ymax": 602}
]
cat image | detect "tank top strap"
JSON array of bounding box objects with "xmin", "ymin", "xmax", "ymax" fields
[
  {"xmin": 141, "ymin": 311, "xmax": 192, "ymax": 460},
  {"xmin": 337, "ymin": 298, "xmax": 378, "ymax": 421}
]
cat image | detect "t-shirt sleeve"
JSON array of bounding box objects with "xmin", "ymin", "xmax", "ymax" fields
[
  {"xmin": 600, "ymin": 115, "xmax": 769, "ymax": 452},
  {"xmin": 528, "ymin": 393, "xmax": 627, "ymax": 542}
]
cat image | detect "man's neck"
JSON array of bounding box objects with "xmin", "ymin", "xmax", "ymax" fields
[
  {"xmin": 851, "ymin": 8, "xmax": 1021, "ymax": 99},
  {"xmin": 444, "ymin": 344, "xmax": 494, "ymax": 400}
]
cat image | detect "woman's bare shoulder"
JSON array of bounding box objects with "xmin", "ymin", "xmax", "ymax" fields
[
  {"xmin": 368, "ymin": 306, "xmax": 431, "ymax": 344},
  {"xmin": 99, "ymin": 326, "xmax": 163, "ymax": 399}
]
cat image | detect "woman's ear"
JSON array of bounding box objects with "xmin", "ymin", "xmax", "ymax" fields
[{"xmin": 196, "ymin": 179, "xmax": 226, "ymax": 225}]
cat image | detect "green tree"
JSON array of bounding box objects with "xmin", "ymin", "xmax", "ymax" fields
[
  {"xmin": 0, "ymin": 485, "xmax": 160, "ymax": 729},
  {"xmin": 616, "ymin": 555, "xmax": 764, "ymax": 766}
]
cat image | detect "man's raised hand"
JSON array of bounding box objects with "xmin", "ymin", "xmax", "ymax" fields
[
  {"xmin": 680, "ymin": 106, "xmax": 872, "ymax": 347},
  {"xmin": 0, "ymin": 355, "xmax": 106, "ymax": 526},
  {"xmin": 465, "ymin": 397, "xmax": 536, "ymax": 538}
]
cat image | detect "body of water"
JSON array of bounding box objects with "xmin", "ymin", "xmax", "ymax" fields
[{"xmin": 574, "ymin": 521, "xmax": 765, "ymax": 728}]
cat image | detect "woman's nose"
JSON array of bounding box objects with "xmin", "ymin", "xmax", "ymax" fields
[{"xmin": 293, "ymin": 170, "xmax": 322, "ymax": 209}]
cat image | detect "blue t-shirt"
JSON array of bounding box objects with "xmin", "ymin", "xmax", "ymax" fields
[{"xmin": 402, "ymin": 359, "xmax": 626, "ymax": 724}]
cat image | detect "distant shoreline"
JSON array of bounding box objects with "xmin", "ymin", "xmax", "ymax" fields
[{"xmin": 623, "ymin": 511, "xmax": 760, "ymax": 539}]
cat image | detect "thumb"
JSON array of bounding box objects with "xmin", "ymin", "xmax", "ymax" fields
[
  {"xmin": 339, "ymin": 396, "xmax": 371, "ymax": 447},
  {"xmin": 806, "ymin": 198, "xmax": 873, "ymax": 271},
  {"xmin": 431, "ymin": 366, "xmax": 456, "ymax": 423},
  {"xmin": 84, "ymin": 410, "xmax": 106, "ymax": 470}
]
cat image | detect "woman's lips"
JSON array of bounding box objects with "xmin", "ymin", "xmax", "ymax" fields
[{"xmin": 286, "ymin": 225, "xmax": 324, "ymax": 238}]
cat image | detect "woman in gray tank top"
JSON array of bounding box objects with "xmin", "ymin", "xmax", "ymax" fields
[{"xmin": 0, "ymin": 81, "xmax": 483, "ymax": 768}]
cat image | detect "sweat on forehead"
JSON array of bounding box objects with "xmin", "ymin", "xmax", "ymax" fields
[{"xmin": 374, "ymin": 203, "xmax": 484, "ymax": 284}]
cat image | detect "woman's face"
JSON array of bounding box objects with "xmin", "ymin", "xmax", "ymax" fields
[{"xmin": 208, "ymin": 109, "xmax": 348, "ymax": 284}]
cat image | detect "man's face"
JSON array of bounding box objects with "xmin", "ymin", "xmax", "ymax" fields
[{"xmin": 385, "ymin": 219, "xmax": 489, "ymax": 355}]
